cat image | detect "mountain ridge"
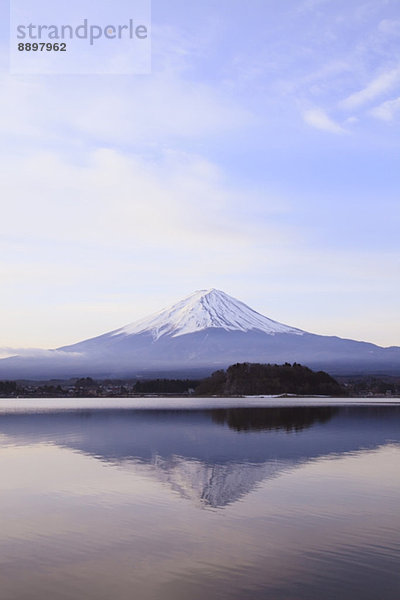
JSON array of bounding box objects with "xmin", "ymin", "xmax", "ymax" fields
[
  {"xmin": 1, "ymin": 289, "xmax": 400, "ymax": 378},
  {"xmin": 63, "ymin": 289, "xmax": 303, "ymax": 346}
]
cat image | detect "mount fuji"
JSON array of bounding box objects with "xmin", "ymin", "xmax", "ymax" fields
[{"xmin": 1, "ymin": 288, "xmax": 400, "ymax": 379}]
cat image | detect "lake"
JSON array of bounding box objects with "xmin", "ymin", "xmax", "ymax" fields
[{"xmin": 0, "ymin": 398, "xmax": 399, "ymax": 600}]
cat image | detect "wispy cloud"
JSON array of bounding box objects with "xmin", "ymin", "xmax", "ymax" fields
[
  {"xmin": 339, "ymin": 66, "xmax": 400, "ymax": 110},
  {"xmin": 370, "ymin": 96, "xmax": 400, "ymax": 121},
  {"xmin": 296, "ymin": 0, "xmax": 333, "ymax": 14},
  {"xmin": 378, "ymin": 19, "xmax": 400, "ymax": 36},
  {"xmin": 0, "ymin": 74, "xmax": 252, "ymax": 149},
  {"xmin": 302, "ymin": 108, "xmax": 346, "ymax": 134},
  {"xmin": 0, "ymin": 348, "xmax": 82, "ymax": 358},
  {"xmin": 0, "ymin": 349, "xmax": 20, "ymax": 359},
  {"xmin": 0, "ymin": 148, "xmax": 282, "ymax": 251}
]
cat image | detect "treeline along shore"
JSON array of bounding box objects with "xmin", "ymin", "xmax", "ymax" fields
[{"xmin": 1, "ymin": 362, "xmax": 400, "ymax": 398}]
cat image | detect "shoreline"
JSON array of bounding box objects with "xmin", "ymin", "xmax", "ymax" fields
[{"xmin": 1, "ymin": 396, "xmax": 400, "ymax": 413}]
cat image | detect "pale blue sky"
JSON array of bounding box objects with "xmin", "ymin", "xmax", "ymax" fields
[{"xmin": 0, "ymin": 0, "xmax": 399, "ymax": 350}]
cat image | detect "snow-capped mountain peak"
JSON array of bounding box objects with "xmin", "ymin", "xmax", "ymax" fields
[
  {"xmin": 114, "ymin": 289, "xmax": 303, "ymax": 340},
  {"xmin": 2, "ymin": 288, "xmax": 400, "ymax": 379}
]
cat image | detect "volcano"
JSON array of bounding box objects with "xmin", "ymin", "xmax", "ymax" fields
[{"xmin": 1, "ymin": 288, "xmax": 400, "ymax": 378}]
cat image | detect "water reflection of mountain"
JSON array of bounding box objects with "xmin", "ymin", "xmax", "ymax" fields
[
  {"xmin": 212, "ymin": 406, "xmax": 337, "ymax": 432},
  {"xmin": 1, "ymin": 406, "xmax": 400, "ymax": 508}
]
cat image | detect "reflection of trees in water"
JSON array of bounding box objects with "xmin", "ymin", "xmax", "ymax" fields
[{"xmin": 211, "ymin": 406, "xmax": 339, "ymax": 433}]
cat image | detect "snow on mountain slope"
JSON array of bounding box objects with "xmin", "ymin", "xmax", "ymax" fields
[
  {"xmin": 113, "ymin": 289, "xmax": 304, "ymax": 340},
  {"xmin": 1, "ymin": 288, "xmax": 400, "ymax": 378}
]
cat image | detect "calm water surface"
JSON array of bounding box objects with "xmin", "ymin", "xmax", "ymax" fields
[{"xmin": 0, "ymin": 398, "xmax": 399, "ymax": 600}]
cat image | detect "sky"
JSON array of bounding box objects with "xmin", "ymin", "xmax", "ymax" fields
[{"xmin": 0, "ymin": 0, "xmax": 399, "ymax": 352}]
